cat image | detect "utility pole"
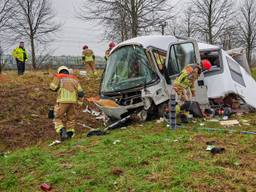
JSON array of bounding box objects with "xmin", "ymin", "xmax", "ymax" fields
[{"xmin": 160, "ymin": 22, "xmax": 167, "ymax": 35}]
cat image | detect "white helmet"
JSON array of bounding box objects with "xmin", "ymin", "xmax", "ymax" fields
[{"xmin": 57, "ymin": 66, "xmax": 69, "ymax": 74}]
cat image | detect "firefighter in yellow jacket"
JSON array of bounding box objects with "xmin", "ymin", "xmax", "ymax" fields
[
  {"xmin": 82, "ymin": 45, "xmax": 96, "ymax": 75},
  {"xmin": 173, "ymin": 60, "xmax": 212, "ymax": 103},
  {"xmin": 50, "ymin": 66, "xmax": 84, "ymax": 141},
  {"xmin": 12, "ymin": 42, "xmax": 29, "ymax": 75}
]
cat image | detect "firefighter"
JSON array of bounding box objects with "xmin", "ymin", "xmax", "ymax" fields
[
  {"xmin": 82, "ymin": 45, "xmax": 96, "ymax": 75},
  {"xmin": 172, "ymin": 60, "xmax": 212, "ymax": 122},
  {"xmin": 173, "ymin": 59, "xmax": 212, "ymax": 103},
  {"xmin": 104, "ymin": 42, "xmax": 115, "ymax": 61},
  {"xmin": 12, "ymin": 42, "xmax": 29, "ymax": 75},
  {"xmin": 50, "ymin": 66, "xmax": 84, "ymax": 141}
]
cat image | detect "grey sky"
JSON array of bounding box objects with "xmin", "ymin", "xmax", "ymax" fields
[
  {"xmin": 51, "ymin": 0, "xmax": 108, "ymax": 57},
  {"xmin": 51, "ymin": 0, "xmax": 184, "ymax": 57}
]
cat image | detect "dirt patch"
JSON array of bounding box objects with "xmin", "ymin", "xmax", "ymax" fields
[
  {"xmin": 0, "ymin": 71, "xmax": 102, "ymax": 151},
  {"xmin": 145, "ymin": 173, "xmax": 161, "ymax": 182},
  {"xmin": 111, "ymin": 167, "xmax": 124, "ymax": 176},
  {"xmin": 0, "ymin": 74, "xmax": 11, "ymax": 83}
]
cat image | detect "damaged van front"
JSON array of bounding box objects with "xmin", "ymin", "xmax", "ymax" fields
[
  {"xmin": 98, "ymin": 44, "xmax": 164, "ymax": 120},
  {"xmin": 96, "ymin": 36, "xmax": 201, "ymax": 120}
]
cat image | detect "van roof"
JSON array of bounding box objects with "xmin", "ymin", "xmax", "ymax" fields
[{"xmin": 116, "ymin": 35, "xmax": 220, "ymax": 52}]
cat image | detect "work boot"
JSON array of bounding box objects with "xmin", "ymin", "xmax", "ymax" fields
[
  {"xmin": 67, "ymin": 131, "xmax": 74, "ymax": 139},
  {"xmin": 60, "ymin": 128, "xmax": 68, "ymax": 141}
]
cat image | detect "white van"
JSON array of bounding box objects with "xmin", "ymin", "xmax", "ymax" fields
[{"xmin": 97, "ymin": 35, "xmax": 256, "ymax": 120}]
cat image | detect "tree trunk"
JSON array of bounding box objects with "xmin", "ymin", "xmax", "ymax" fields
[
  {"xmin": 208, "ymin": 0, "xmax": 213, "ymax": 44},
  {"xmin": 131, "ymin": 0, "xmax": 138, "ymax": 37},
  {"xmin": 30, "ymin": 35, "xmax": 36, "ymax": 69}
]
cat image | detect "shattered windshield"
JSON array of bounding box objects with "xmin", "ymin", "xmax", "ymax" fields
[{"xmin": 101, "ymin": 45, "xmax": 157, "ymax": 93}]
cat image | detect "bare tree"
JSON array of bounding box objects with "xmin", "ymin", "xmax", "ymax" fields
[
  {"xmin": 8, "ymin": 0, "xmax": 60, "ymax": 69},
  {"xmin": 237, "ymin": 0, "xmax": 256, "ymax": 66},
  {"xmin": 0, "ymin": 44, "xmax": 3, "ymax": 73},
  {"xmin": 166, "ymin": 19, "xmax": 183, "ymax": 36},
  {"xmin": 78, "ymin": 0, "xmax": 173, "ymax": 41},
  {"xmin": 192, "ymin": 0, "xmax": 234, "ymax": 44},
  {"xmin": 183, "ymin": 6, "xmax": 197, "ymax": 38},
  {"xmin": 0, "ymin": 0, "xmax": 15, "ymax": 30}
]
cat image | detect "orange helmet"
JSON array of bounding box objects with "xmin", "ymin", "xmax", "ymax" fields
[
  {"xmin": 201, "ymin": 59, "xmax": 212, "ymax": 71},
  {"xmin": 109, "ymin": 42, "xmax": 115, "ymax": 48},
  {"xmin": 83, "ymin": 45, "xmax": 88, "ymax": 49}
]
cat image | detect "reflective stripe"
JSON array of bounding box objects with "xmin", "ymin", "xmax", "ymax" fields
[
  {"xmin": 55, "ymin": 123, "xmax": 64, "ymax": 133},
  {"xmin": 50, "ymin": 83, "xmax": 58, "ymax": 90}
]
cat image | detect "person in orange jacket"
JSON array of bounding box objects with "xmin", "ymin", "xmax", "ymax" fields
[
  {"xmin": 50, "ymin": 66, "xmax": 84, "ymax": 141},
  {"xmin": 82, "ymin": 45, "xmax": 96, "ymax": 75}
]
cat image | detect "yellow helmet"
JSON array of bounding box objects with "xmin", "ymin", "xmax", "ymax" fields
[{"xmin": 57, "ymin": 66, "xmax": 69, "ymax": 74}]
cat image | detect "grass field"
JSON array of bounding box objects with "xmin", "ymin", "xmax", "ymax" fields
[{"xmin": 0, "ymin": 71, "xmax": 256, "ymax": 192}]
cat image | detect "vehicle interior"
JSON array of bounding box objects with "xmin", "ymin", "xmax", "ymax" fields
[{"xmin": 200, "ymin": 49, "xmax": 222, "ymax": 73}]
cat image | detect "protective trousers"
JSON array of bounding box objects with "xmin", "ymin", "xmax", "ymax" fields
[
  {"xmin": 54, "ymin": 103, "xmax": 76, "ymax": 134},
  {"xmin": 16, "ymin": 60, "xmax": 25, "ymax": 75}
]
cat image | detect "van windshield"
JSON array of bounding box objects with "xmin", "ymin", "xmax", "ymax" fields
[{"xmin": 101, "ymin": 45, "xmax": 157, "ymax": 93}]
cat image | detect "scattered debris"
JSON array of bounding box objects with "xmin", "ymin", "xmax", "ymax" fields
[
  {"xmin": 40, "ymin": 183, "xmax": 52, "ymax": 191},
  {"xmin": 206, "ymin": 145, "xmax": 215, "ymax": 151},
  {"xmin": 77, "ymin": 122, "xmax": 93, "ymax": 130},
  {"xmin": 156, "ymin": 118, "xmax": 164, "ymax": 124},
  {"xmin": 48, "ymin": 140, "xmax": 61, "ymax": 147},
  {"xmin": 83, "ymin": 106, "xmax": 91, "ymax": 114},
  {"xmin": 210, "ymin": 147, "xmax": 225, "ymax": 155},
  {"xmin": 86, "ymin": 115, "xmax": 131, "ymax": 137},
  {"xmin": 113, "ymin": 140, "xmax": 121, "ymax": 145},
  {"xmin": 207, "ymin": 119, "xmax": 220, "ymax": 122},
  {"xmin": 220, "ymin": 120, "xmax": 240, "ymax": 127},
  {"xmin": 240, "ymin": 131, "xmax": 256, "ymax": 135}
]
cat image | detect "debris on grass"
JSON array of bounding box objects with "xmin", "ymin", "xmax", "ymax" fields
[
  {"xmin": 40, "ymin": 183, "xmax": 52, "ymax": 191},
  {"xmin": 113, "ymin": 140, "xmax": 121, "ymax": 145},
  {"xmin": 48, "ymin": 140, "xmax": 61, "ymax": 147},
  {"xmin": 210, "ymin": 147, "xmax": 225, "ymax": 155},
  {"xmin": 220, "ymin": 120, "xmax": 240, "ymax": 127},
  {"xmin": 156, "ymin": 118, "xmax": 164, "ymax": 124}
]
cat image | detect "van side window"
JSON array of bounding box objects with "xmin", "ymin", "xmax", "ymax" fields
[{"xmin": 227, "ymin": 57, "xmax": 246, "ymax": 87}]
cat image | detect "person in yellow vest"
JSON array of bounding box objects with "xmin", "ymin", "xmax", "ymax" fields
[
  {"xmin": 82, "ymin": 45, "xmax": 96, "ymax": 75},
  {"xmin": 50, "ymin": 66, "xmax": 84, "ymax": 141},
  {"xmin": 104, "ymin": 42, "xmax": 115, "ymax": 62},
  {"xmin": 12, "ymin": 42, "xmax": 29, "ymax": 75},
  {"xmin": 173, "ymin": 60, "xmax": 212, "ymax": 103}
]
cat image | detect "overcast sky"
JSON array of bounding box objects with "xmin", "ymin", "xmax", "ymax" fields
[
  {"xmin": 51, "ymin": 0, "xmax": 181, "ymax": 57},
  {"xmin": 51, "ymin": 0, "xmax": 109, "ymax": 57},
  {"xmin": 1, "ymin": 0, "xmax": 181, "ymax": 56}
]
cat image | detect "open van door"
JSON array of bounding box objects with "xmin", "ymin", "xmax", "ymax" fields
[
  {"xmin": 165, "ymin": 40, "xmax": 209, "ymax": 107},
  {"xmin": 165, "ymin": 40, "xmax": 201, "ymax": 83}
]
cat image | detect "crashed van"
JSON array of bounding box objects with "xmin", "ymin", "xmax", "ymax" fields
[{"xmin": 96, "ymin": 35, "xmax": 256, "ymax": 120}]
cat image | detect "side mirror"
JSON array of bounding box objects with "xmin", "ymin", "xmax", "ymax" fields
[{"xmin": 166, "ymin": 41, "xmax": 201, "ymax": 78}]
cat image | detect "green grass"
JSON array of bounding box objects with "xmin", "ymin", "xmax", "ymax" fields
[
  {"xmin": 251, "ymin": 67, "xmax": 256, "ymax": 80},
  {"xmin": 0, "ymin": 118, "xmax": 256, "ymax": 192}
]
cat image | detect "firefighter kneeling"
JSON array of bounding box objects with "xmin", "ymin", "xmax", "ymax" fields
[
  {"xmin": 173, "ymin": 59, "xmax": 212, "ymax": 122},
  {"xmin": 50, "ymin": 66, "xmax": 84, "ymax": 141}
]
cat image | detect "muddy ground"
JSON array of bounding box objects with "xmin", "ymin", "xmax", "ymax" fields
[{"xmin": 0, "ymin": 71, "xmax": 102, "ymax": 151}]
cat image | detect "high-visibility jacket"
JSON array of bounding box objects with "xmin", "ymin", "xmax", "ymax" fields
[
  {"xmin": 83, "ymin": 49, "xmax": 94, "ymax": 62},
  {"xmin": 50, "ymin": 74, "xmax": 84, "ymax": 104},
  {"xmin": 12, "ymin": 47, "xmax": 29, "ymax": 62},
  {"xmin": 173, "ymin": 64, "xmax": 200, "ymax": 95}
]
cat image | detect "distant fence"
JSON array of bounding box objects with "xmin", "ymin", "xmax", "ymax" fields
[{"xmin": 0, "ymin": 55, "xmax": 106, "ymax": 70}]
